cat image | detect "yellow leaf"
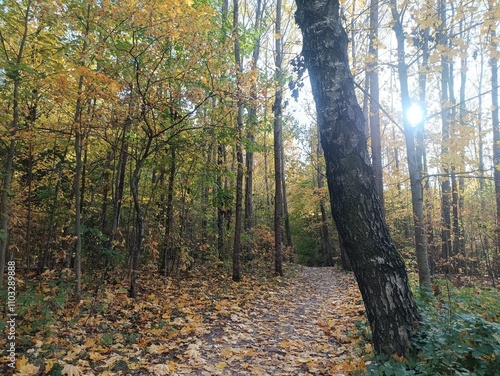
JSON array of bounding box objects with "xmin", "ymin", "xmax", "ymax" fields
[
  {"xmin": 220, "ymin": 347, "xmax": 234, "ymax": 358},
  {"xmin": 216, "ymin": 361, "xmax": 227, "ymax": 369},
  {"xmin": 89, "ymin": 351, "xmax": 106, "ymax": 361},
  {"xmin": 392, "ymin": 354, "xmax": 406, "ymax": 363},
  {"xmin": 103, "ymin": 355, "xmax": 121, "ymax": 368},
  {"xmin": 15, "ymin": 356, "xmax": 40, "ymax": 376},
  {"xmin": 83, "ymin": 337, "xmax": 96, "ymax": 348},
  {"xmin": 45, "ymin": 359, "xmax": 56, "ymax": 373},
  {"xmin": 364, "ymin": 343, "xmax": 373, "ymax": 354},
  {"xmin": 63, "ymin": 350, "xmax": 79, "ymax": 362}
]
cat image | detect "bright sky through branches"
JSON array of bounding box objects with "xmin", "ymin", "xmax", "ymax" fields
[{"xmin": 407, "ymin": 103, "xmax": 424, "ymax": 127}]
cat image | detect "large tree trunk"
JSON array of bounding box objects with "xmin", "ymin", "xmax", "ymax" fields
[{"xmin": 295, "ymin": 0, "xmax": 420, "ymax": 356}]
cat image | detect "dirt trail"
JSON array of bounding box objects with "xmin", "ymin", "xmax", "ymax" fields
[{"xmin": 188, "ymin": 267, "xmax": 367, "ymax": 376}]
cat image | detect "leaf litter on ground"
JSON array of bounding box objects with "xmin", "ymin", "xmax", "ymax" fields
[{"xmin": 1, "ymin": 264, "xmax": 371, "ymax": 375}]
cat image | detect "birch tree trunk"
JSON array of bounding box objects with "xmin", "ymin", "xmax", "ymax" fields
[{"xmin": 295, "ymin": 0, "xmax": 420, "ymax": 356}]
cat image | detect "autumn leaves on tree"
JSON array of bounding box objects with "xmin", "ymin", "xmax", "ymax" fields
[{"xmin": 1, "ymin": 0, "xmax": 500, "ymax": 362}]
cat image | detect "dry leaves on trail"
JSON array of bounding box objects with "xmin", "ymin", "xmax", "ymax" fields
[
  {"xmin": 198, "ymin": 267, "xmax": 368, "ymax": 375},
  {"xmin": 2, "ymin": 265, "xmax": 370, "ymax": 375}
]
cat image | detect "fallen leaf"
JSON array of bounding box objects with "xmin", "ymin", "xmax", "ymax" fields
[
  {"xmin": 149, "ymin": 363, "xmax": 170, "ymax": 375},
  {"xmin": 186, "ymin": 342, "xmax": 200, "ymax": 359},
  {"xmin": 15, "ymin": 356, "xmax": 40, "ymax": 376},
  {"xmin": 216, "ymin": 361, "xmax": 227, "ymax": 369},
  {"xmin": 61, "ymin": 364, "xmax": 81, "ymax": 376}
]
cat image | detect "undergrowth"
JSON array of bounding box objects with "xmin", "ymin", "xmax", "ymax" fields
[{"xmin": 364, "ymin": 278, "xmax": 500, "ymax": 376}]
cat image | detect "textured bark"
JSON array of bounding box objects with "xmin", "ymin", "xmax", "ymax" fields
[{"xmin": 295, "ymin": 0, "xmax": 420, "ymax": 356}]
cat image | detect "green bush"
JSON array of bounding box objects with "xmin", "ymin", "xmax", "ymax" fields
[{"xmin": 365, "ymin": 300, "xmax": 500, "ymax": 375}]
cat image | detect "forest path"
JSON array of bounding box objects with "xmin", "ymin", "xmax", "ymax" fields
[{"xmin": 192, "ymin": 267, "xmax": 367, "ymax": 376}]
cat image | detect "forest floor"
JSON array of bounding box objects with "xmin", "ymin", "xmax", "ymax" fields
[{"xmin": 3, "ymin": 264, "xmax": 371, "ymax": 375}]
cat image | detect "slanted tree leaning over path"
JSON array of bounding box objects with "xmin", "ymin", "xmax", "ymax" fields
[{"xmin": 295, "ymin": 0, "xmax": 421, "ymax": 356}]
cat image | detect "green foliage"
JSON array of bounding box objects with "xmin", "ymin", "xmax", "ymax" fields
[
  {"xmin": 0, "ymin": 272, "xmax": 74, "ymax": 346},
  {"xmin": 80, "ymin": 225, "xmax": 125, "ymax": 268},
  {"xmin": 289, "ymin": 212, "xmax": 321, "ymax": 266},
  {"xmin": 365, "ymin": 283, "xmax": 500, "ymax": 376}
]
